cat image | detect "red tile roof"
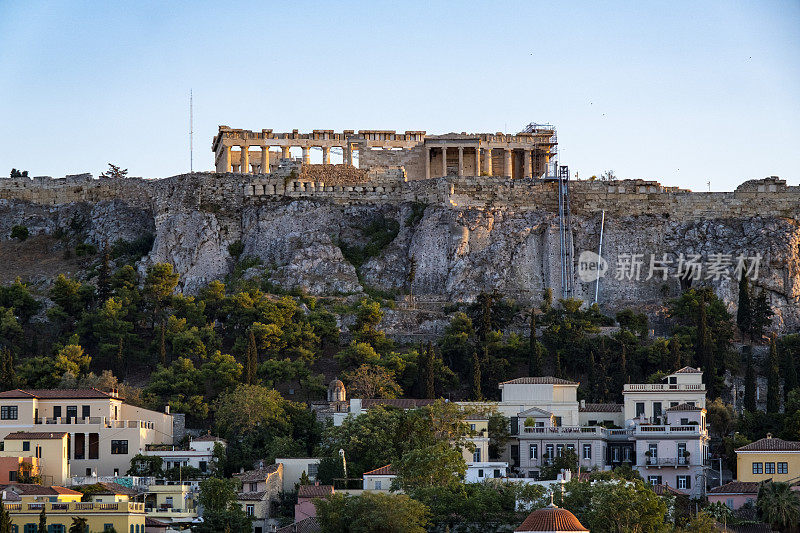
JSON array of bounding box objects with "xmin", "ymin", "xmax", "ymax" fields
[
  {"xmin": 501, "ymin": 377, "xmax": 579, "ymax": 386},
  {"xmin": 0, "ymin": 388, "xmax": 118, "ymax": 400},
  {"xmin": 297, "ymin": 485, "xmax": 334, "ymax": 499},
  {"xmin": 3, "ymin": 431, "xmax": 68, "ymax": 440},
  {"xmin": 737, "ymin": 437, "xmax": 800, "ymax": 452},
  {"xmin": 516, "ymin": 505, "xmax": 589, "ymax": 532},
  {"xmin": 276, "ymin": 517, "xmax": 321, "ymax": 533},
  {"xmin": 651, "ymin": 483, "xmax": 687, "ymax": 496},
  {"xmin": 233, "ymin": 464, "xmax": 281, "ymax": 482},
  {"xmin": 708, "ymin": 481, "xmax": 760, "ymax": 495},
  {"xmin": 363, "ymin": 465, "xmax": 396, "ymax": 476},
  {"xmin": 0, "ymin": 483, "xmax": 82, "ymax": 496},
  {"xmin": 237, "ymin": 490, "xmax": 266, "ymax": 501},
  {"xmin": 579, "ymin": 403, "xmax": 623, "ymax": 413}
]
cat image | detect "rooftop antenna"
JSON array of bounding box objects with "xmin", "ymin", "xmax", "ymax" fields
[
  {"xmin": 707, "ymin": 180, "xmax": 711, "ymax": 192},
  {"xmin": 189, "ymin": 89, "xmax": 194, "ymax": 173}
]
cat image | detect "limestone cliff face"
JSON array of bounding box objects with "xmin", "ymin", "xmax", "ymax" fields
[{"xmin": 2, "ymin": 174, "xmax": 798, "ymax": 332}]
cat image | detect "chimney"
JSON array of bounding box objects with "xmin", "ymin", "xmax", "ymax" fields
[
  {"xmin": 580, "ymin": 400, "xmax": 586, "ymax": 409},
  {"xmin": 767, "ymin": 433, "xmax": 772, "ymax": 439},
  {"xmin": 164, "ymin": 405, "xmax": 170, "ymax": 414},
  {"xmin": 240, "ymin": 467, "xmax": 245, "ymax": 474}
]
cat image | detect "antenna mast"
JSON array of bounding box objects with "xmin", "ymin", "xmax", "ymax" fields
[{"xmin": 189, "ymin": 89, "xmax": 193, "ymax": 173}]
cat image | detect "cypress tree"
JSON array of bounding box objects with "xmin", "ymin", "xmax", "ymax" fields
[
  {"xmin": 618, "ymin": 344, "xmax": 627, "ymax": 389},
  {"xmin": 670, "ymin": 337, "xmax": 682, "ymax": 371},
  {"xmin": 38, "ymin": 506, "xmax": 47, "ymax": 533},
  {"xmin": 471, "ymin": 351, "xmax": 482, "ymax": 400},
  {"xmin": 783, "ymin": 339, "xmax": 798, "ymax": 407},
  {"xmin": 554, "ymin": 350, "xmax": 562, "ymax": 379},
  {"xmin": 751, "ymin": 289, "xmax": 773, "ymax": 341},
  {"xmin": 159, "ymin": 319, "xmax": 167, "ymax": 366},
  {"xmin": 697, "ymin": 293, "xmax": 716, "ymax": 397},
  {"xmin": 743, "ymin": 344, "xmax": 757, "ymax": 412},
  {"xmin": 0, "ymin": 348, "xmax": 16, "ymax": 391},
  {"xmin": 0, "ymin": 492, "xmax": 11, "ymax": 533},
  {"xmin": 588, "ymin": 350, "xmax": 598, "ymax": 401},
  {"xmin": 246, "ymin": 329, "xmax": 258, "ymax": 385},
  {"xmin": 115, "ymin": 337, "xmax": 124, "ymax": 378},
  {"xmin": 767, "ymin": 333, "xmax": 780, "ymax": 413},
  {"xmin": 98, "ymin": 242, "xmax": 112, "ymax": 302},
  {"xmin": 529, "ymin": 310, "xmax": 542, "ymax": 376},
  {"xmin": 737, "ymin": 271, "xmax": 751, "ymax": 340},
  {"xmin": 425, "ymin": 342, "xmax": 436, "ymax": 399}
]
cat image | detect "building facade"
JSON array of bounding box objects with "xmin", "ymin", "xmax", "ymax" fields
[
  {"xmin": 0, "ymin": 389, "xmax": 175, "ymax": 478},
  {"xmin": 735, "ymin": 435, "xmax": 800, "ymax": 483},
  {"xmin": 0, "ymin": 431, "xmax": 70, "ymax": 485}
]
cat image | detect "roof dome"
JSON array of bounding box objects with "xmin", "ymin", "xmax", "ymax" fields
[
  {"xmin": 329, "ymin": 379, "xmax": 345, "ymax": 390},
  {"xmin": 515, "ymin": 504, "xmax": 589, "ymax": 532}
]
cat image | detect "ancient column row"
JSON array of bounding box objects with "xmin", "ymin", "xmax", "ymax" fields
[
  {"xmin": 424, "ymin": 147, "xmax": 536, "ymax": 179},
  {"xmin": 224, "ymin": 144, "xmax": 356, "ymax": 174}
]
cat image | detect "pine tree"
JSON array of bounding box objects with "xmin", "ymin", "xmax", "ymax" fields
[
  {"xmin": 541, "ymin": 288, "xmax": 553, "ymax": 314},
  {"xmin": 98, "ymin": 242, "xmax": 112, "ymax": 302},
  {"xmin": 554, "ymin": 350, "xmax": 562, "ymax": 379},
  {"xmin": 471, "ymin": 351, "xmax": 482, "ymax": 400},
  {"xmin": 767, "ymin": 333, "xmax": 781, "ymax": 413},
  {"xmin": 246, "ymin": 329, "xmax": 258, "ymax": 385},
  {"xmin": 737, "ymin": 271, "xmax": 751, "ymax": 340},
  {"xmin": 744, "ymin": 344, "xmax": 757, "ymax": 412},
  {"xmin": 38, "ymin": 506, "xmax": 47, "ymax": 533},
  {"xmin": 159, "ymin": 319, "xmax": 167, "ymax": 366},
  {"xmin": 618, "ymin": 344, "xmax": 627, "ymax": 389},
  {"xmin": 783, "ymin": 339, "xmax": 798, "ymax": 407},
  {"xmin": 529, "ymin": 310, "xmax": 542, "ymax": 376}
]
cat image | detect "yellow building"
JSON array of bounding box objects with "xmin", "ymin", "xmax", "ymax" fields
[
  {"xmin": 144, "ymin": 482, "xmax": 198, "ymax": 529},
  {"xmin": 736, "ymin": 434, "xmax": 800, "ymax": 483},
  {"xmin": 0, "ymin": 431, "xmax": 70, "ymax": 486},
  {"xmin": 4, "ymin": 499, "xmax": 146, "ymax": 533}
]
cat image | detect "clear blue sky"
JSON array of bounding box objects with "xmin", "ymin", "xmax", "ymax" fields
[{"xmin": 1, "ymin": 1, "xmax": 798, "ymax": 191}]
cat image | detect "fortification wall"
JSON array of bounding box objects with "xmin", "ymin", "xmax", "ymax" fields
[{"xmin": 0, "ymin": 171, "xmax": 797, "ymax": 221}]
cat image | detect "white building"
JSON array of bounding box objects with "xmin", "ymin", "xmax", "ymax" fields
[{"xmin": 142, "ymin": 434, "xmax": 225, "ymax": 474}]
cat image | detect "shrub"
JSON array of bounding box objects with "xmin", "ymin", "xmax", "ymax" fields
[
  {"xmin": 228, "ymin": 240, "xmax": 245, "ymax": 258},
  {"xmin": 10, "ymin": 225, "xmax": 29, "ymax": 241},
  {"xmin": 75, "ymin": 243, "xmax": 98, "ymax": 256}
]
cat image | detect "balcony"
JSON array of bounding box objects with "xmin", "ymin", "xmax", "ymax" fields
[
  {"xmin": 34, "ymin": 416, "xmax": 155, "ymax": 429},
  {"xmin": 641, "ymin": 457, "xmax": 692, "ymax": 468},
  {"xmin": 634, "ymin": 425, "xmax": 702, "ymax": 435},
  {"xmin": 623, "ymin": 383, "xmax": 704, "ymax": 392},
  {"xmin": 3, "ymin": 502, "xmax": 144, "ymax": 514},
  {"xmin": 520, "ymin": 426, "xmax": 633, "ymax": 439}
]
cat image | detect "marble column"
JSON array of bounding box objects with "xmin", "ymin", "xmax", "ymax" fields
[
  {"xmin": 504, "ymin": 149, "xmax": 512, "ymax": 177},
  {"xmin": 484, "ymin": 148, "xmax": 493, "ymax": 176},
  {"xmin": 241, "ymin": 146, "xmax": 249, "ymax": 174},
  {"xmin": 344, "ymin": 144, "xmax": 352, "ymax": 166},
  {"xmin": 322, "ymin": 147, "xmax": 331, "ymax": 165},
  {"xmin": 474, "ymin": 147, "xmax": 480, "ymax": 177},
  {"xmin": 441, "ymin": 146, "xmax": 447, "ymax": 177},
  {"xmin": 524, "ymin": 149, "xmax": 532, "ymax": 179},
  {"xmin": 302, "ymin": 147, "xmax": 310, "ymax": 164},
  {"xmin": 223, "ymin": 146, "xmax": 231, "ymax": 172},
  {"xmin": 457, "ymin": 147, "xmax": 464, "ymax": 177},
  {"xmin": 281, "ymin": 146, "xmax": 291, "ymax": 159},
  {"xmin": 425, "ymin": 147, "xmax": 431, "ymax": 179},
  {"xmin": 261, "ymin": 147, "xmax": 270, "ymax": 174}
]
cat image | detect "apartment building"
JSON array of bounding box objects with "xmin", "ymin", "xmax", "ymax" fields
[
  {"xmin": 0, "ymin": 431, "xmax": 70, "ymax": 485},
  {"xmin": 736, "ymin": 435, "xmax": 800, "ymax": 483},
  {"xmin": 143, "ymin": 434, "xmax": 225, "ymax": 474},
  {"xmin": 0, "ymin": 388, "xmax": 175, "ymax": 477},
  {"xmin": 234, "ymin": 463, "xmax": 284, "ymax": 533},
  {"xmin": 463, "ymin": 415, "xmax": 507, "ymax": 482}
]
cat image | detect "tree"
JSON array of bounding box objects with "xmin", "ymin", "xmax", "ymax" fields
[
  {"xmin": 0, "ymin": 491, "xmax": 11, "ymax": 533},
  {"xmin": 314, "ymin": 492, "xmax": 430, "ymax": 533},
  {"xmin": 98, "ymin": 243, "xmax": 112, "ymax": 302},
  {"xmin": 393, "ymin": 441, "xmax": 466, "ymax": 491},
  {"xmin": 100, "ymin": 163, "xmax": 128, "ymax": 179},
  {"xmin": 539, "ymin": 448, "xmax": 578, "ymax": 481},
  {"xmin": 10, "ymin": 168, "xmax": 28, "ymax": 178},
  {"xmin": 127, "ymin": 454, "xmax": 164, "ymax": 477},
  {"xmin": 10, "ymin": 225, "xmax": 29, "ymax": 241},
  {"xmin": 564, "ymin": 479, "xmax": 667, "ymax": 533},
  {"xmin": 0, "ymin": 348, "xmax": 16, "ymax": 391},
  {"xmin": 767, "ymin": 333, "xmax": 780, "ymax": 413},
  {"xmin": 529, "ymin": 310, "xmax": 543, "ymax": 376},
  {"xmin": 407, "ymin": 255, "xmax": 417, "ymax": 306},
  {"xmin": 344, "ymin": 364, "xmax": 402, "ymax": 399},
  {"xmin": 214, "ymin": 384, "xmax": 290, "ymax": 439},
  {"xmin": 54, "ymin": 336, "xmax": 91, "ymax": 378},
  {"xmin": 751, "ymin": 288, "xmax": 774, "ymax": 341},
  {"xmin": 744, "ymin": 344, "xmax": 757, "ymax": 412},
  {"xmin": 737, "ymin": 271, "xmax": 752, "ymax": 339},
  {"xmin": 196, "ymin": 477, "xmax": 253, "ymax": 533},
  {"xmin": 68, "ymin": 517, "xmax": 88, "ymax": 533},
  {"xmin": 706, "ymin": 398, "xmax": 734, "ymax": 438},
  {"xmin": 417, "ymin": 342, "xmax": 435, "ymax": 399},
  {"xmin": 757, "ymin": 481, "xmax": 800, "ymax": 530},
  {"xmin": 143, "ymin": 263, "xmax": 180, "ymax": 324},
  {"xmin": 245, "ymin": 328, "xmax": 258, "ymax": 385},
  {"xmin": 487, "ymin": 412, "xmax": 510, "ymax": 460},
  {"xmin": 38, "ymin": 506, "xmax": 47, "ymax": 533},
  {"xmin": 471, "ymin": 351, "xmax": 482, "ymax": 400}
]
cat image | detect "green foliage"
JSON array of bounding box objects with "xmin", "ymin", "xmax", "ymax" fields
[
  {"xmin": 394, "ymin": 441, "xmax": 467, "ymax": 491},
  {"xmin": 111, "ymin": 234, "xmax": 154, "ymax": 260},
  {"xmin": 343, "ymin": 364, "xmax": 402, "ymax": 399},
  {"xmin": 127, "ymin": 454, "xmax": 164, "ymax": 477},
  {"xmin": 75, "ymin": 242, "xmax": 98, "ymax": 256},
  {"xmin": 339, "ymin": 214, "xmax": 400, "ymax": 269},
  {"xmin": 68, "ymin": 517, "xmax": 88, "ymax": 533},
  {"xmin": 195, "ymin": 477, "xmax": 253, "ymax": 533},
  {"xmin": 314, "ymin": 492, "xmax": 430, "ymax": 533},
  {"xmin": 767, "ymin": 334, "xmax": 781, "ymax": 413},
  {"xmin": 539, "ymin": 448, "xmax": 578, "ymax": 480},
  {"xmin": 228, "ymin": 239, "xmax": 245, "ymax": 258},
  {"xmin": 757, "ymin": 481, "xmax": 800, "ymax": 530},
  {"xmin": 10, "ymin": 224, "xmax": 28, "ymax": 241},
  {"xmin": 405, "ymin": 202, "xmax": 427, "ymax": 227}
]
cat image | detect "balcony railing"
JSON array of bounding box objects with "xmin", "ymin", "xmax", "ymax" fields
[
  {"xmin": 641, "ymin": 457, "xmax": 691, "ymax": 467},
  {"xmin": 3, "ymin": 502, "xmax": 145, "ymax": 513},
  {"xmin": 635, "ymin": 425, "xmax": 701, "ymax": 434},
  {"xmin": 623, "ymin": 383, "xmax": 704, "ymax": 391},
  {"xmin": 35, "ymin": 416, "xmax": 155, "ymax": 429}
]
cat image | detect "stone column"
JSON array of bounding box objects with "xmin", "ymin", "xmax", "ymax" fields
[
  {"xmin": 281, "ymin": 146, "xmax": 291, "ymax": 159},
  {"xmin": 425, "ymin": 147, "xmax": 431, "ymax": 179},
  {"xmin": 222, "ymin": 146, "xmax": 231, "ymax": 172},
  {"xmin": 302, "ymin": 147, "xmax": 310, "ymax": 164},
  {"xmin": 261, "ymin": 147, "xmax": 270, "ymax": 174},
  {"xmin": 522, "ymin": 150, "xmax": 533, "ymax": 179},
  {"xmin": 504, "ymin": 148, "xmax": 512, "ymax": 177},
  {"xmin": 322, "ymin": 146, "xmax": 331, "ymax": 165},
  {"xmin": 344, "ymin": 144, "xmax": 352, "ymax": 166},
  {"xmin": 241, "ymin": 146, "xmax": 249, "ymax": 174},
  {"xmin": 457, "ymin": 147, "xmax": 464, "ymax": 177},
  {"xmin": 441, "ymin": 146, "xmax": 447, "ymax": 177},
  {"xmin": 474, "ymin": 147, "xmax": 480, "ymax": 177},
  {"xmin": 484, "ymin": 148, "xmax": 493, "ymax": 176}
]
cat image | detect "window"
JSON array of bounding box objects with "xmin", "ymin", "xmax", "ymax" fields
[
  {"xmin": 66, "ymin": 405, "xmax": 77, "ymax": 422},
  {"xmin": 765, "ymin": 462, "xmax": 775, "ymax": 474},
  {"xmin": 35, "ymin": 446, "xmax": 42, "ymax": 459},
  {"xmin": 583, "ymin": 444, "xmax": 592, "ymax": 460},
  {"xmin": 678, "ymin": 443, "xmax": 687, "ymax": 463},
  {"xmin": 778, "ymin": 462, "xmax": 788, "ymax": 474},
  {"xmin": 648, "ymin": 443, "xmax": 658, "ymax": 459},
  {"xmin": 612, "ymin": 447, "xmax": 620, "ymax": 462},
  {"xmin": 199, "ymin": 461, "xmax": 207, "ymax": 472},
  {"xmin": 25, "ymin": 525, "xmax": 38, "ymax": 533},
  {"xmin": 677, "ymin": 475, "xmax": 691, "ymax": 490},
  {"xmin": 375, "ymin": 480, "xmax": 382, "ymax": 490},
  {"xmin": 554, "ymin": 416, "xmax": 562, "ymax": 427},
  {"xmin": 86, "ymin": 468, "xmax": 92, "ymax": 476},
  {"xmin": 648, "ymin": 476, "xmax": 661, "ymax": 485},
  {"xmin": 249, "ymin": 483, "xmax": 257, "ymax": 492},
  {"xmin": 104, "ymin": 525, "xmax": 115, "ymax": 532},
  {"xmin": 478, "ymin": 469, "xmax": 484, "ymax": 477},
  {"xmin": 113, "ymin": 469, "xmax": 119, "ymax": 476},
  {"xmin": 0, "ymin": 442, "xmax": 3, "ymax": 451},
  {"xmin": 670, "ymin": 402, "xmax": 679, "ymax": 408},
  {"xmin": 566, "ymin": 444, "xmax": 575, "ymax": 453},
  {"xmin": 494, "ymin": 469, "xmax": 501, "ymax": 478},
  {"xmin": 623, "ymin": 448, "xmax": 632, "ymax": 463},
  {"xmin": 726, "ymin": 498, "xmax": 734, "ymax": 509},
  {"xmin": 653, "ymin": 402, "xmax": 662, "ymax": 417},
  {"xmin": 246, "ymin": 504, "xmax": 254, "ymax": 516},
  {"xmin": 470, "ymin": 423, "xmax": 476, "ymax": 431},
  {"xmin": 686, "ymin": 402, "xmax": 695, "ymax": 406},
  {"xmin": 588, "ymin": 420, "xmax": 597, "ymax": 426},
  {"xmin": 556, "ymin": 444, "xmax": 564, "ymax": 457},
  {"xmin": 308, "ymin": 464, "xmax": 319, "ymax": 477},
  {"xmin": 82, "ymin": 405, "xmax": 91, "ymax": 419},
  {"xmin": 680, "ymin": 418, "xmax": 689, "ymax": 425},
  {"xmin": 752, "ymin": 462, "xmax": 763, "ymax": 474},
  {"xmin": 1, "ymin": 406, "xmax": 18, "ymax": 420},
  {"xmin": 473, "ymin": 448, "xmax": 481, "ymax": 462},
  {"xmin": 636, "ymin": 402, "xmax": 645, "ymax": 417},
  {"xmin": 529, "ymin": 444, "xmax": 538, "ymax": 460},
  {"xmin": 546, "ymin": 444, "xmax": 554, "ymax": 461},
  {"xmin": 9, "ymin": 470, "xmax": 17, "ymax": 481},
  {"xmin": 111, "ymin": 440, "xmax": 128, "ymax": 454},
  {"xmin": 53, "ymin": 406, "xmax": 62, "ymax": 419},
  {"xmin": 22, "ymin": 441, "xmax": 30, "ymax": 452},
  {"xmin": 669, "ymin": 377, "xmax": 677, "ymax": 384}
]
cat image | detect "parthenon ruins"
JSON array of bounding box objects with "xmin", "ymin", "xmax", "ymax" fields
[{"xmin": 211, "ymin": 125, "xmax": 558, "ymax": 180}]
